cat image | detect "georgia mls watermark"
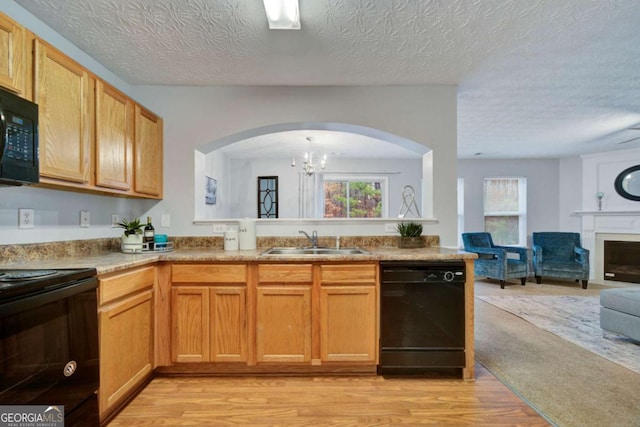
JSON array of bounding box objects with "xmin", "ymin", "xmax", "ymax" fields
[{"xmin": 0, "ymin": 406, "xmax": 64, "ymax": 427}]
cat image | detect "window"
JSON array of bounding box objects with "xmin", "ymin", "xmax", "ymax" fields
[
  {"xmin": 484, "ymin": 177, "xmax": 527, "ymax": 246},
  {"xmin": 322, "ymin": 175, "xmax": 388, "ymax": 218},
  {"xmin": 257, "ymin": 176, "xmax": 278, "ymax": 218},
  {"xmin": 457, "ymin": 178, "xmax": 464, "ymax": 248}
]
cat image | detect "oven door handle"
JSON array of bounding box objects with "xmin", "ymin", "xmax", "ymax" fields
[{"xmin": 0, "ymin": 277, "xmax": 97, "ymax": 317}]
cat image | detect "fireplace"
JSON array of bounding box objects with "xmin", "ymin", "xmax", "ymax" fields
[{"xmin": 603, "ymin": 240, "xmax": 640, "ymax": 283}]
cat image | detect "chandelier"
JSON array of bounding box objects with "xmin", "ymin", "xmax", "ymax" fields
[{"xmin": 291, "ymin": 137, "xmax": 327, "ymax": 176}]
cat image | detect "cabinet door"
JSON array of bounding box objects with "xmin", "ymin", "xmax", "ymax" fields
[
  {"xmin": 35, "ymin": 40, "xmax": 91, "ymax": 183},
  {"xmin": 256, "ymin": 286, "xmax": 311, "ymax": 363},
  {"xmin": 99, "ymin": 289, "xmax": 153, "ymax": 419},
  {"xmin": 0, "ymin": 14, "xmax": 27, "ymax": 96},
  {"xmin": 95, "ymin": 79, "xmax": 133, "ymax": 190},
  {"xmin": 134, "ymin": 104, "xmax": 163, "ymax": 197},
  {"xmin": 210, "ymin": 286, "xmax": 247, "ymax": 362},
  {"xmin": 171, "ymin": 286, "xmax": 210, "ymax": 363},
  {"xmin": 320, "ymin": 286, "xmax": 377, "ymax": 362}
]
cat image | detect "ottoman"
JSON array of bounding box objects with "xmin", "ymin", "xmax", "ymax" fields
[{"xmin": 600, "ymin": 287, "xmax": 640, "ymax": 342}]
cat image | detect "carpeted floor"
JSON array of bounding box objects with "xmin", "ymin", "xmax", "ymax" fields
[
  {"xmin": 477, "ymin": 294, "xmax": 640, "ymax": 375},
  {"xmin": 474, "ymin": 278, "xmax": 640, "ymax": 427}
]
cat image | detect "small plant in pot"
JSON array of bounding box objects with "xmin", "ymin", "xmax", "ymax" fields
[
  {"xmin": 117, "ymin": 218, "xmax": 144, "ymax": 253},
  {"xmin": 397, "ymin": 221, "xmax": 424, "ymax": 248}
]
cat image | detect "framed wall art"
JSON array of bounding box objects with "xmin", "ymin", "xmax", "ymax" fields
[{"xmin": 205, "ymin": 176, "xmax": 217, "ymax": 205}]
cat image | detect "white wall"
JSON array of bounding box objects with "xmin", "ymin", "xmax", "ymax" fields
[
  {"xmin": 581, "ymin": 147, "xmax": 640, "ymax": 211},
  {"xmin": 457, "ymin": 159, "xmax": 562, "ymax": 245},
  {"xmin": 134, "ymin": 85, "xmax": 459, "ymax": 245},
  {"xmin": 558, "ymin": 156, "xmax": 582, "ymax": 232}
]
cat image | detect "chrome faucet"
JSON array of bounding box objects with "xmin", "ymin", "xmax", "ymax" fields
[{"xmin": 299, "ymin": 230, "xmax": 319, "ymax": 248}]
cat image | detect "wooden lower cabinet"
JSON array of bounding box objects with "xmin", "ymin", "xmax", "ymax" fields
[
  {"xmin": 171, "ymin": 285, "xmax": 247, "ymax": 363},
  {"xmin": 320, "ymin": 285, "xmax": 377, "ymax": 362},
  {"xmin": 168, "ymin": 262, "xmax": 377, "ymax": 371},
  {"xmin": 98, "ymin": 266, "xmax": 155, "ymax": 421},
  {"xmin": 210, "ymin": 286, "xmax": 247, "ymax": 362},
  {"xmin": 256, "ymin": 285, "xmax": 312, "ymax": 363},
  {"xmin": 255, "ymin": 264, "xmax": 313, "ymax": 364},
  {"xmin": 171, "ymin": 286, "xmax": 209, "ymax": 363},
  {"xmin": 320, "ymin": 263, "xmax": 378, "ymax": 363},
  {"xmin": 170, "ymin": 264, "xmax": 248, "ymax": 364}
]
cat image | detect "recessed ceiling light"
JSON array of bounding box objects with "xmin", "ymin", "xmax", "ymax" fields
[{"xmin": 263, "ymin": 0, "xmax": 300, "ymax": 30}]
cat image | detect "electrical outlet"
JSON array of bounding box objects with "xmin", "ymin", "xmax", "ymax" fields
[
  {"xmin": 161, "ymin": 213, "xmax": 170, "ymax": 227},
  {"xmin": 18, "ymin": 209, "xmax": 35, "ymax": 229},
  {"xmin": 212, "ymin": 223, "xmax": 227, "ymax": 233},
  {"xmin": 384, "ymin": 222, "xmax": 398, "ymax": 233},
  {"xmin": 111, "ymin": 214, "xmax": 120, "ymax": 227},
  {"xmin": 80, "ymin": 210, "xmax": 90, "ymax": 228}
]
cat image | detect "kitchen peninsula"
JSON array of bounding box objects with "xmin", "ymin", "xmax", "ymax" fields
[{"xmin": 0, "ymin": 236, "xmax": 476, "ymax": 423}]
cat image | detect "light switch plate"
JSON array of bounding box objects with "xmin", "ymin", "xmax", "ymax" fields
[
  {"xmin": 212, "ymin": 223, "xmax": 226, "ymax": 233},
  {"xmin": 80, "ymin": 210, "xmax": 90, "ymax": 228},
  {"xmin": 161, "ymin": 213, "xmax": 171, "ymax": 227},
  {"xmin": 385, "ymin": 222, "xmax": 398, "ymax": 233},
  {"xmin": 111, "ymin": 214, "xmax": 120, "ymax": 227}
]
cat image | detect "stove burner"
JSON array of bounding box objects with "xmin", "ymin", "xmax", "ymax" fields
[{"xmin": 0, "ymin": 270, "xmax": 58, "ymax": 281}]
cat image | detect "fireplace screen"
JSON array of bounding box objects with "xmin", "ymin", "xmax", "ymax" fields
[{"xmin": 603, "ymin": 240, "xmax": 640, "ymax": 283}]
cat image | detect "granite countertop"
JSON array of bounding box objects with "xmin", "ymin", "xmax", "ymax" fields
[{"xmin": 0, "ymin": 246, "xmax": 476, "ymax": 275}]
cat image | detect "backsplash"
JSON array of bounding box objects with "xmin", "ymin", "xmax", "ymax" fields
[
  {"xmin": 0, "ymin": 238, "xmax": 121, "ymax": 263},
  {"xmin": 0, "ymin": 235, "xmax": 439, "ymax": 263}
]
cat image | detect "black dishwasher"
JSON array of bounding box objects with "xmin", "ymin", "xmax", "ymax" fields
[{"xmin": 378, "ymin": 261, "xmax": 466, "ymax": 375}]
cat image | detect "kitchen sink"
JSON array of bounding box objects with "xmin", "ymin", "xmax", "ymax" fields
[{"xmin": 261, "ymin": 247, "xmax": 370, "ymax": 256}]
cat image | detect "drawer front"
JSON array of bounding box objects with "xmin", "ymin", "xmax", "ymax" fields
[
  {"xmin": 172, "ymin": 264, "xmax": 247, "ymax": 284},
  {"xmin": 320, "ymin": 264, "xmax": 377, "ymax": 285},
  {"xmin": 99, "ymin": 266, "xmax": 155, "ymax": 305},
  {"xmin": 257, "ymin": 264, "xmax": 313, "ymax": 284}
]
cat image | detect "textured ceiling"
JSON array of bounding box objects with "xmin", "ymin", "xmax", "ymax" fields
[{"xmin": 14, "ymin": 0, "xmax": 640, "ymax": 159}]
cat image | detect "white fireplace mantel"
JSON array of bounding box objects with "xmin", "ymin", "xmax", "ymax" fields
[
  {"xmin": 574, "ymin": 210, "xmax": 640, "ymax": 216},
  {"xmin": 576, "ymin": 210, "xmax": 640, "ymax": 282}
]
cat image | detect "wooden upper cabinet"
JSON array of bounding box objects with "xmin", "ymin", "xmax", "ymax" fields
[
  {"xmin": 134, "ymin": 105, "xmax": 163, "ymax": 197},
  {"xmin": 35, "ymin": 39, "xmax": 92, "ymax": 184},
  {"xmin": 0, "ymin": 14, "xmax": 27, "ymax": 96},
  {"xmin": 95, "ymin": 80, "xmax": 133, "ymax": 190}
]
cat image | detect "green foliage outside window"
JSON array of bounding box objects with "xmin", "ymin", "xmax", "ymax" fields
[{"xmin": 324, "ymin": 180, "xmax": 382, "ymax": 218}]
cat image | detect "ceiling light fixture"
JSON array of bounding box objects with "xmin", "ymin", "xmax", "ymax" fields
[
  {"xmin": 263, "ymin": 0, "xmax": 300, "ymax": 30},
  {"xmin": 291, "ymin": 137, "xmax": 327, "ymax": 176}
]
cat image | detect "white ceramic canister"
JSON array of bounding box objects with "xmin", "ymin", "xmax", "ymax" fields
[
  {"xmin": 238, "ymin": 219, "xmax": 256, "ymax": 250},
  {"xmin": 224, "ymin": 230, "xmax": 239, "ymax": 251}
]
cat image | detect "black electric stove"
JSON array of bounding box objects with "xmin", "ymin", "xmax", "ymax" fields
[
  {"xmin": 0, "ymin": 267, "xmax": 100, "ymax": 426},
  {"xmin": 0, "ymin": 267, "xmax": 97, "ymax": 302}
]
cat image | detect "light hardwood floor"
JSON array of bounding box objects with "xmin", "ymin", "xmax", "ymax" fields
[{"xmin": 108, "ymin": 363, "xmax": 549, "ymax": 426}]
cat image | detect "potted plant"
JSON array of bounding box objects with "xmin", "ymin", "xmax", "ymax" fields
[
  {"xmin": 397, "ymin": 221, "xmax": 424, "ymax": 248},
  {"xmin": 117, "ymin": 218, "xmax": 145, "ymax": 253}
]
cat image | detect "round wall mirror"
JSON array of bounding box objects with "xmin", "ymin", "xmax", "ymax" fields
[{"xmin": 614, "ymin": 165, "xmax": 640, "ymax": 201}]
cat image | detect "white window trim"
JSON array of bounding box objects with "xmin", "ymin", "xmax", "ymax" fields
[{"xmin": 483, "ymin": 177, "xmax": 527, "ymax": 246}]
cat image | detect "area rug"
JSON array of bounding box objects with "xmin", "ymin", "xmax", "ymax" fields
[{"xmin": 477, "ymin": 295, "xmax": 640, "ymax": 375}]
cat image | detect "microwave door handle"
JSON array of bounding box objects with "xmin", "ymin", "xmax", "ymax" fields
[{"xmin": 0, "ymin": 109, "xmax": 5, "ymax": 155}]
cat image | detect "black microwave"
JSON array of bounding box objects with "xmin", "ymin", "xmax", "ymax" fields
[{"xmin": 0, "ymin": 87, "xmax": 39, "ymax": 186}]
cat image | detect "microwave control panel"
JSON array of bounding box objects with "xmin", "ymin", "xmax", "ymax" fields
[{"xmin": 5, "ymin": 112, "xmax": 36, "ymax": 163}]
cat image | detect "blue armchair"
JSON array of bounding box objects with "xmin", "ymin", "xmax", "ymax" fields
[
  {"xmin": 462, "ymin": 232, "xmax": 529, "ymax": 289},
  {"xmin": 532, "ymin": 232, "xmax": 590, "ymax": 289}
]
